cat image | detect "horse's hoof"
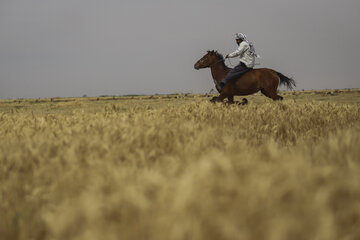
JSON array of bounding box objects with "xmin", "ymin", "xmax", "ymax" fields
[
  {"xmin": 236, "ymin": 98, "xmax": 248, "ymax": 105},
  {"xmin": 210, "ymin": 97, "xmax": 218, "ymax": 103}
]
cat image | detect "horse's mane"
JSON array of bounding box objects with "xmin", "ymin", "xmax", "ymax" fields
[{"xmin": 207, "ymin": 50, "xmax": 229, "ymax": 69}]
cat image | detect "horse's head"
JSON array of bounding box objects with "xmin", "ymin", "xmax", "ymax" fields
[{"xmin": 194, "ymin": 50, "xmax": 222, "ymax": 70}]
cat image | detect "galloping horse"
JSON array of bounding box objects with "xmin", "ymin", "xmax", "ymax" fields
[{"xmin": 194, "ymin": 50, "xmax": 295, "ymax": 103}]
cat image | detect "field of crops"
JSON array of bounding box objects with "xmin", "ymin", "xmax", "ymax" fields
[{"xmin": 1, "ymin": 89, "xmax": 360, "ymax": 240}]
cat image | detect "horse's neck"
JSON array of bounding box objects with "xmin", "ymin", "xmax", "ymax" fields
[{"xmin": 210, "ymin": 63, "xmax": 231, "ymax": 83}]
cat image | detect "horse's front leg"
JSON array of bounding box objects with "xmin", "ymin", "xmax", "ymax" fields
[
  {"xmin": 210, "ymin": 96, "xmax": 218, "ymax": 103},
  {"xmin": 210, "ymin": 87, "xmax": 230, "ymax": 103},
  {"xmin": 214, "ymin": 92, "xmax": 228, "ymax": 103},
  {"xmin": 210, "ymin": 94, "xmax": 227, "ymax": 103},
  {"xmin": 211, "ymin": 95, "xmax": 233, "ymax": 104}
]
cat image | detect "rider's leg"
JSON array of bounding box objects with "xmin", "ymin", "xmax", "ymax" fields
[
  {"xmin": 219, "ymin": 75, "xmax": 232, "ymax": 89},
  {"xmin": 220, "ymin": 62, "xmax": 250, "ymax": 90}
]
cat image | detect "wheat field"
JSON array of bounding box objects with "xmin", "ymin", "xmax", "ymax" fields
[{"xmin": 1, "ymin": 90, "xmax": 360, "ymax": 240}]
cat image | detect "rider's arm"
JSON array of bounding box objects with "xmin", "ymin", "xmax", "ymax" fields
[{"xmin": 228, "ymin": 42, "xmax": 249, "ymax": 58}]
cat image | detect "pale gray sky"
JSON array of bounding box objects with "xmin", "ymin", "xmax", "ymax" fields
[{"xmin": 0, "ymin": 0, "xmax": 359, "ymax": 98}]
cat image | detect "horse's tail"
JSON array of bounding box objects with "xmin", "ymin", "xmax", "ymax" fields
[{"xmin": 276, "ymin": 72, "xmax": 296, "ymax": 90}]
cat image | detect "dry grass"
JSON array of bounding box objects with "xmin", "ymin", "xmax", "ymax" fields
[{"xmin": 0, "ymin": 90, "xmax": 360, "ymax": 240}]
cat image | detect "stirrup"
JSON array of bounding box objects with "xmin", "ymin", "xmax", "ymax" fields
[{"xmin": 219, "ymin": 82, "xmax": 225, "ymax": 90}]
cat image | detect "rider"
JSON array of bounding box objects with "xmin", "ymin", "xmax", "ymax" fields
[{"xmin": 219, "ymin": 33, "xmax": 260, "ymax": 90}]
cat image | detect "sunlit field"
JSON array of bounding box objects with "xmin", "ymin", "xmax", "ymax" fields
[{"xmin": 1, "ymin": 89, "xmax": 360, "ymax": 240}]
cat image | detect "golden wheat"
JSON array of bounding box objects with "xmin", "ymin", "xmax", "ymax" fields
[{"xmin": 0, "ymin": 93, "xmax": 360, "ymax": 240}]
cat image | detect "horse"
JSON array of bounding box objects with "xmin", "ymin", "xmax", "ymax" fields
[{"xmin": 194, "ymin": 50, "xmax": 296, "ymax": 104}]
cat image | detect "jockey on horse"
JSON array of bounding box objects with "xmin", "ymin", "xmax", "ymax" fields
[
  {"xmin": 194, "ymin": 33, "xmax": 295, "ymax": 103},
  {"xmin": 219, "ymin": 33, "xmax": 260, "ymax": 90}
]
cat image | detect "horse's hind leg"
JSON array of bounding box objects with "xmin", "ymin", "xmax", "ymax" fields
[{"xmin": 261, "ymin": 88, "xmax": 283, "ymax": 101}]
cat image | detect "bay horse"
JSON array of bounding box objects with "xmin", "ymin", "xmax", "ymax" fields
[{"xmin": 194, "ymin": 50, "xmax": 295, "ymax": 103}]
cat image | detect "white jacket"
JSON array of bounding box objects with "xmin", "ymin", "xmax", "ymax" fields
[{"xmin": 228, "ymin": 41, "xmax": 255, "ymax": 68}]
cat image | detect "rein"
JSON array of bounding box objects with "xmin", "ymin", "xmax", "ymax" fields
[
  {"xmin": 226, "ymin": 58, "xmax": 236, "ymax": 67},
  {"xmin": 209, "ymin": 58, "xmax": 225, "ymax": 68},
  {"xmin": 211, "ymin": 58, "xmax": 260, "ymax": 68},
  {"xmin": 209, "ymin": 58, "xmax": 238, "ymax": 68}
]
